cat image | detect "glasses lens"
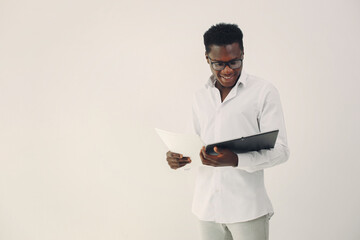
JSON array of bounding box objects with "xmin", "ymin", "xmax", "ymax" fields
[
  {"xmin": 229, "ymin": 60, "xmax": 242, "ymax": 69},
  {"xmin": 212, "ymin": 62, "xmax": 225, "ymax": 71},
  {"xmin": 211, "ymin": 60, "xmax": 242, "ymax": 70}
]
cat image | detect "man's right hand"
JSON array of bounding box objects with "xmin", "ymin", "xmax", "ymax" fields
[{"xmin": 166, "ymin": 151, "xmax": 191, "ymax": 170}]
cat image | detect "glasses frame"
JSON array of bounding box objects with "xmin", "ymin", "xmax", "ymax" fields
[{"xmin": 207, "ymin": 56, "xmax": 243, "ymax": 71}]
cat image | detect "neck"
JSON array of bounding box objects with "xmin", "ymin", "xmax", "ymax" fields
[{"xmin": 215, "ymin": 81, "xmax": 233, "ymax": 102}]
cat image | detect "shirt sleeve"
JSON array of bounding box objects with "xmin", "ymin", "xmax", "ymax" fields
[{"xmin": 235, "ymin": 84, "xmax": 290, "ymax": 173}]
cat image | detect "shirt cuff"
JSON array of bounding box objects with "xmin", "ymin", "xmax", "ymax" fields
[{"xmin": 236, "ymin": 153, "xmax": 253, "ymax": 169}]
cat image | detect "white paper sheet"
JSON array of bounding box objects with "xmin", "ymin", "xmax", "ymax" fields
[{"xmin": 155, "ymin": 128, "xmax": 204, "ymax": 166}]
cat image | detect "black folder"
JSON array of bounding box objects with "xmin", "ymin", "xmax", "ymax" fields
[{"xmin": 205, "ymin": 130, "xmax": 279, "ymax": 155}]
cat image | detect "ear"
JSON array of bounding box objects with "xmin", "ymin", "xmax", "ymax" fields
[{"xmin": 205, "ymin": 53, "xmax": 210, "ymax": 63}]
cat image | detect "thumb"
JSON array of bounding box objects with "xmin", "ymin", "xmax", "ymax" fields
[{"xmin": 214, "ymin": 146, "xmax": 224, "ymax": 154}]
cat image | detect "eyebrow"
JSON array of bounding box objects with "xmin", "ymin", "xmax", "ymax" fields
[{"xmin": 209, "ymin": 57, "xmax": 241, "ymax": 62}]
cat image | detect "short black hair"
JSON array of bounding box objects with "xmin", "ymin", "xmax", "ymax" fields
[{"xmin": 203, "ymin": 23, "xmax": 244, "ymax": 53}]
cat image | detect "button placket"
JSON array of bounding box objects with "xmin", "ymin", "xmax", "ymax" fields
[{"xmin": 214, "ymin": 106, "xmax": 221, "ymax": 141}]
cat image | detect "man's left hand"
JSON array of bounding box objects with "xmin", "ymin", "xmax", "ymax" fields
[{"xmin": 200, "ymin": 146, "xmax": 238, "ymax": 167}]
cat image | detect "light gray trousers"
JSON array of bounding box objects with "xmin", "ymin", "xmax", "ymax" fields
[{"xmin": 199, "ymin": 215, "xmax": 269, "ymax": 240}]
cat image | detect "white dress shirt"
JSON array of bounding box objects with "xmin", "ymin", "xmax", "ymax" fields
[{"xmin": 191, "ymin": 72, "xmax": 289, "ymax": 223}]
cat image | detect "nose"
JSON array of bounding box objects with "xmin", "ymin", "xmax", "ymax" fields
[{"xmin": 222, "ymin": 64, "xmax": 233, "ymax": 74}]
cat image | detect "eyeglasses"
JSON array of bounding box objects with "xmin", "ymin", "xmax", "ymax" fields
[{"xmin": 207, "ymin": 57, "xmax": 243, "ymax": 71}]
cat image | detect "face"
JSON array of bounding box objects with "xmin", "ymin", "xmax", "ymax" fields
[{"xmin": 206, "ymin": 42, "xmax": 244, "ymax": 89}]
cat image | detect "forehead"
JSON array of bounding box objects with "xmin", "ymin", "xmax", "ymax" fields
[{"xmin": 208, "ymin": 42, "xmax": 243, "ymax": 61}]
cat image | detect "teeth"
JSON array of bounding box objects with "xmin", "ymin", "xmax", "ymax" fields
[{"xmin": 222, "ymin": 76, "xmax": 232, "ymax": 79}]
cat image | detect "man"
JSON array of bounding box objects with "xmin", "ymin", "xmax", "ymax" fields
[{"xmin": 166, "ymin": 23, "xmax": 289, "ymax": 240}]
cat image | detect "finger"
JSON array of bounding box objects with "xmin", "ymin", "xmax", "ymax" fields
[
  {"xmin": 200, "ymin": 148, "xmax": 211, "ymax": 162},
  {"xmin": 170, "ymin": 163, "xmax": 179, "ymax": 169},
  {"xmin": 178, "ymin": 161, "xmax": 190, "ymax": 168},
  {"xmin": 166, "ymin": 151, "xmax": 172, "ymax": 157},
  {"xmin": 213, "ymin": 146, "xmax": 224, "ymax": 155},
  {"xmin": 200, "ymin": 148, "xmax": 218, "ymax": 166},
  {"xmin": 202, "ymin": 147, "xmax": 218, "ymax": 161},
  {"xmin": 199, "ymin": 150, "xmax": 206, "ymax": 163},
  {"xmin": 178, "ymin": 157, "xmax": 191, "ymax": 163},
  {"xmin": 167, "ymin": 157, "xmax": 190, "ymax": 164},
  {"xmin": 167, "ymin": 159, "xmax": 179, "ymax": 169},
  {"xmin": 172, "ymin": 152, "xmax": 183, "ymax": 158},
  {"xmin": 202, "ymin": 158, "xmax": 216, "ymax": 167},
  {"xmin": 199, "ymin": 149, "xmax": 210, "ymax": 165},
  {"xmin": 166, "ymin": 151, "xmax": 183, "ymax": 158},
  {"xmin": 167, "ymin": 157, "xmax": 179, "ymax": 165},
  {"xmin": 203, "ymin": 146, "xmax": 219, "ymax": 156},
  {"xmin": 168, "ymin": 160, "xmax": 188, "ymax": 169},
  {"xmin": 171, "ymin": 159, "xmax": 191, "ymax": 169}
]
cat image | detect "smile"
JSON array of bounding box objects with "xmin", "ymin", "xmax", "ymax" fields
[{"xmin": 220, "ymin": 75, "xmax": 235, "ymax": 80}]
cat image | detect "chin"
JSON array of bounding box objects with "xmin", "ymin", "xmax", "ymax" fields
[
  {"xmin": 216, "ymin": 73, "xmax": 240, "ymax": 88},
  {"xmin": 217, "ymin": 78, "xmax": 237, "ymax": 88}
]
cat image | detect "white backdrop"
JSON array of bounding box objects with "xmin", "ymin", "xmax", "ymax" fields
[{"xmin": 1, "ymin": 0, "xmax": 360, "ymax": 239}]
